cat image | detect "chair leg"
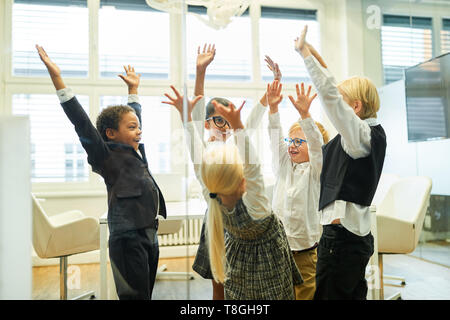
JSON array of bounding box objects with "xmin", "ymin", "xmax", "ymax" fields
[
  {"xmin": 378, "ymin": 253, "xmax": 402, "ymax": 300},
  {"xmin": 59, "ymin": 256, "xmax": 96, "ymax": 300},
  {"xmin": 378, "ymin": 253, "xmax": 384, "ymax": 300},
  {"xmin": 60, "ymin": 257, "xmax": 68, "ymax": 300}
]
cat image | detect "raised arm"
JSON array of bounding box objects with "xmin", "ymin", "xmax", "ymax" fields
[
  {"xmin": 266, "ymin": 80, "xmax": 289, "ymax": 175},
  {"xmin": 214, "ymin": 101, "xmax": 271, "ymax": 219},
  {"xmin": 162, "ymin": 86, "xmax": 209, "ymax": 199},
  {"xmin": 288, "ymin": 82, "xmax": 324, "ymax": 176},
  {"xmin": 194, "ymin": 44, "xmax": 216, "ymax": 97},
  {"xmin": 36, "ymin": 45, "xmax": 109, "ymax": 171},
  {"xmin": 295, "ymin": 25, "xmax": 371, "ymax": 159},
  {"xmin": 118, "ymin": 65, "xmax": 143, "ymax": 123},
  {"xmin": 192, "ymin": 44, "xmax": 215, "ymax": 140}
]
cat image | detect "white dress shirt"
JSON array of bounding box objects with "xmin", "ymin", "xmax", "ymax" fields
[
  {"xmin": 304, "ymin": 55, "xmax": 378, "ymax": 237},
  {"xmin": 268, "ymin": 112, "xmax": 323, "ymax": 250}
]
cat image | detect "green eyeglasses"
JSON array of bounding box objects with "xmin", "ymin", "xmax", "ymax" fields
[
  {"xmin": 206, "ymin": 116, "xmax": 229, "ymax": 128},
  {"xmin": 284, "ymin": 137, "xmax": 307, "ymax": 147}
]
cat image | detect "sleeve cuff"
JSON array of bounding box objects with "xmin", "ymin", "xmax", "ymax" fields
[
  {"xmin": 299, "ymin": 117, "xmax": 315, "ymax": 129},
  {"xmin": 128, "ymin": 94, "xmax": 140, "ymax": 104},
  {"xmin": 56, "ymin": 87, "xmax": 74, "ymax": 103}
]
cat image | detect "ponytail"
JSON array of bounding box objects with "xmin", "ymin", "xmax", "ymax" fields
[{"xmin": 206, "ymin": 198, "xmax": 226, "ymax": 283}]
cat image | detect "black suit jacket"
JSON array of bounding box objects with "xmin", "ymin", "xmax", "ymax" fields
[{"xmin": 61, "ymin": 96, "xmax": 167, "ymax": 234}]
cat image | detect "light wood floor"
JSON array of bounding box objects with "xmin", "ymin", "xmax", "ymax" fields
[{"xmin": 32, "ymin": 254, "xmax": 450, "ymax": 300}]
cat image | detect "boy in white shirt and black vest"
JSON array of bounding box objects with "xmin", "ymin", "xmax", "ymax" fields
[{"xmin": 295, "ymin": 26, "xmax": 387, "ymax": 300}]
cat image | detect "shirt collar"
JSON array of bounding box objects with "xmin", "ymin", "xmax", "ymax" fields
[{"xmin": 365, "ymin": 117, "xmax": 378, "ymax": 126}]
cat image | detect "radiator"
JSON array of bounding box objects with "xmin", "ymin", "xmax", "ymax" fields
[{"xmin": 158, "ymin": 218, "xmax": 203, "ymax": 246}]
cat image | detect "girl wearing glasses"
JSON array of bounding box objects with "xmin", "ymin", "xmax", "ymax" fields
[{"xmin": 266, "ymin": 78, "xmax": 329, "ymax": 300}]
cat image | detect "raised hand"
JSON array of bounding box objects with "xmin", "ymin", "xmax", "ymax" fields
[
  {"xmin": 197, "ymin": 43, "xmax": 216, "ymax": 72},
  {"xmin": 294, "ymin": 25, "xmax": 309, "ymax": 56},
  {"xmin": 266, "ymin": 80, "xmax": 283, "ymax": 114},
  {"xmin": 288, "ymin": 83, "xmax": 317, "ymax": 119},
  {"xmin": 118, "ymin": 65, "xmax": 141, "ymax": 94},
  {"xmin": 264, "ymin": 55, "xmax": 282, "ymax": 81},
  {"xmin": 294, "ymin": 25, "xmax": 328, "ymax": 68},
  {"xmin": 36, "ymin": 44, "xmax": 65, "ymax": 90},
  {"xmin": 162, "ymin": 85, "xmax": 203, "ymax": 122},
  {"xmin": 213, "ymin": 100, "xmax": 245, "ymax": 130}
]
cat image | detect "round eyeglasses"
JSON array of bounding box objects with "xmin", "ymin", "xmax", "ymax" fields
[
  {"xmin": 206, "ymin": 116, "xmax": 229, "ymax": 128},
  {"xmin": 284, "ymin": 137, "xmax": 307, "ymax": 147}
]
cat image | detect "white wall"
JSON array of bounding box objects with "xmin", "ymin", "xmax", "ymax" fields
[
  {"xmin": 378, "ymin": 80, "xmax": 450, "ymax": 196},
  {"xmin": 0, "ymin": 116, "xmax": 32, "ymax": 299}
]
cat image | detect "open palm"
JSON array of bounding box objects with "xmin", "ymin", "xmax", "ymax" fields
[
  {"xmin": 118, "ymin": 65, "xmax": 141, "ymax": 88},
  {"xmin": 266, "ymin": 80, "xmax": 283, "ymax": 110},
  {"xmin": 36, "ymin": 45, "xmax": 60, "ymax": 77},
  {"xmin": 197, "ymin": 44, "xmax": 216, "ymax": 70},
  {"xmin": 289, "ymin": 83, "xmax": 317, "ymax": 118},
  {"xmin": 162, "ymin": 86, "xmax": 203, "ymax": 120}
]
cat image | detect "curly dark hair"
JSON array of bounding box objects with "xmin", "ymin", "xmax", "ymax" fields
[{"xmin": 96, "ymin": 105, "xmax": 136, "ymax": 141}]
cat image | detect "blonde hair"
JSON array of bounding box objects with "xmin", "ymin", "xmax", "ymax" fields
[
  {"xmin": 289, "ymin": 120, "xmax": 330, "ymax": 144},
  {"xmin": 201, "ymin": 144, "xmax": 244, "ymax": 283},
  {"xmin": 338, "ymin": 77, "xmax": 380, "ymax": 119}
]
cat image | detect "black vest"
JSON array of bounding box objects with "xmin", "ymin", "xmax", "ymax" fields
[{"xmin": 318, "ymin": 125, "xmax": 386, "ymax": 211}]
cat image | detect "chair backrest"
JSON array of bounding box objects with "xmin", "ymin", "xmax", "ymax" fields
[
  {"xmin": 371, "ymin": 173, "xmax": 400, "ymax": 206},
  {"xmin": 31, "ymin": 194, "xmax": 54, "ymax": 258},
  {"xmin": 157, "ymin": 219, "xmax": 184, "ymax": 235},
  {"xmin": 377, "ymin": 176, "xmax": 432, "ymax": 251}
]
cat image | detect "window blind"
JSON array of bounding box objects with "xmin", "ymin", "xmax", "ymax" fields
[
  {"xmin": 12, "ymin": 0, "xmax": 89, "ymax": 77},
  {"xmin": 12, "ymin": 94, "xmax": 90, "ymax": 182},
  {"xmin": 381, "ymin": 14, "xmax": 433, "ymax": 84},
  {"xmin": 441, "ymin": 18, "xmax": 450, "ymax": 54}
]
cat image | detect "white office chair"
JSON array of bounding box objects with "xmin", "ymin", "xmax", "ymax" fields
[
  {"xmin": 32, "ymin": 194, "xmax": 100, "ymax": 300},
  {"xmin": 156, "ymin": 219, "xmax": 195, "ymax": 280},
  {"xmin": 376, "ymin": 176, "xmax": 432, "ymax": 300},
  {"xmin": 372, "ymin": 173, "xmax": 400, "ymax": 207}
]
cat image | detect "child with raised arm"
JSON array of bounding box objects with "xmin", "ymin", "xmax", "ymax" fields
[
  {"xmin": 294, "ymin": 26, "xmax": 387, "ymax": 300},
  {"xmin": 163, "ymin": 87, "xmax": 302, "ymax": 299},
  {"xmin": 266, "ymin": 79, "xmax": 329, "ymax": 300},
  {"xmin": 36, "ymin": 45, "xmax": 166, "ymax": 300},
  {"xmin": 187, "ymin": 45, "xmax": 278, "ymax": 299}
]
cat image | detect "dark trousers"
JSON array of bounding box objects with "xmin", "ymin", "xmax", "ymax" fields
[
  {"xmin": 313, "ymin": 224, "xmax": 374, "ymax": 300},
  {"xmin": 109, "ymin": 226, "xmax": 159, "ymax": 300}
]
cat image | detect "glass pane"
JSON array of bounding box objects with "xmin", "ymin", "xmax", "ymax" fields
[
  {"xmin": 12, "ymin": 1, "xmax": 89, "ymax": 77},
  {"xmin": 186, "ymin": 13, "xmax": 252, "ymax": 81},
  {"xmin": 99, "ymin": 3, "xmax": 170, "ymax": 79},
  {"xmin": 381, "ymin": 23, "xmax": 433, "ymax": 84},
  {"xmin": 12, "ymin": 94, "xmax": 89, "ymax": 182},
  {"xmin": 100, "ymin": 96, "xmax": 171, "ymax": 173}
]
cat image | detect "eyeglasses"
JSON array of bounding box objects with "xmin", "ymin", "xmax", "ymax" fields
[
  {"xmin": 206, "ymin": 116, "xmax": 229, "ymax": 128},
  {"xmin": 284, "ymin": 137, "xmax": 307, "ymax": 147}
]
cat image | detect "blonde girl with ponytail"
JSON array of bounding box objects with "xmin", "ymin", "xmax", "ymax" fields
[{"xmin": 164, "ymin": 86, "xmax": 303, "ymax": 299}]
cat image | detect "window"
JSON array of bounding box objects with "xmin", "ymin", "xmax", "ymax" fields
[
  {"xmin": 259, "ymin": 7, "xmax": 319, "ymax": 83},
  {"xmin": 381, "ymin": 14, "xmax": 433, "ymax": 84},
  {"xmin": 99, "ymin": 0, "xmax": 170, "ymax": 79},
  {"xmin": 186, "ymin": 6, "xmax": 252, "ymax": 81},
  {"xmin": 441, "ymin": 18, "xmax": 450, "ymax": 54},
  {"xmin": 12, "ymin": 94, "xmax": 90, "ymax": 182},
  {"xmin": 12, "ymin": 0, "xmax": 89, "ymax": 77},
  {"xmin": 100, "ymin": 96, "xmax": 171, "ymax": 173}
]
